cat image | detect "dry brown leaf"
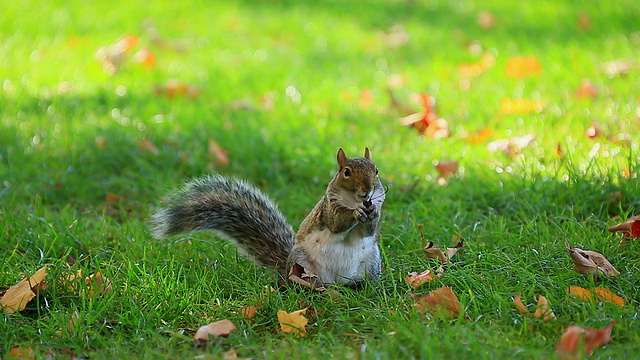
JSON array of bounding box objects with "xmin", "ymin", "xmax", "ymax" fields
[
  {"xmin": 565, "ymin": 242, "xmax": 619, "ymax": 277},
  {"xmin": 434, "ymin": 160, "xmax": 459, "ymax": 178},
  {"xmin": 423, "ymin": 240, "xmax": 464, "ymax": 264},
  {"xmin": 138, "ymin": 139, "xmax": 160, "ymax": 155},
  {"xmin": 208, "ymin": 138, "xmax": 230, "ymax": 167},
  {"xmin": 567, "ymin": 286, "xmax": 625, "ymax": 307},
  {"xmin": 277, "ymin": 308, "xmax": 308, "ymax": 336},
  {"xmin": 405, "ymin": 267, "xmax": 443, "ymax": 289},
  {"xmin": 0, "ymin": 265, "xmax": 48, "ymax": 314},
  {"xmin": 576, "ymin": 79, "xmax": 598, "ymax": 99},
  {"xmin": 193, "ymin": 319, "xmax": 238, "ymax": 347},
  {"xmin": 514, "ymin": 293, "xmax": 556, "ymax": 320},
  {"xmin": 411, "ymin": 286, "xmax": 462, "ymax": 319},
  {"xmin": 85, "ymin": 271, "xmax": 113, "ymax": 298},
  {"xmin": 532, "ymin": 295, "xmax": 556, "ymax": 321},
  {"xmin": 241, "ymin": 303, "xmax": 261, "ymax": 319},
  {"xmin": 557, "ymin": 322, "xmax": 615, "ymax": 360}
]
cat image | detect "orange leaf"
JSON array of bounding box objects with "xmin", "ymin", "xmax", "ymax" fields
[
  {"xmin": 0, "ymin": 265, "xmax": 48, "ymax": 314},
  {"xmin": 557, "ymin": 322, "xmax": 615, "ymax": 359},
  {"xmin": 434, "ymin": 160, "xmax": 459, "ymax": 178},
  {"xmin": 458, "ymin": 52, "xmax": 496, "ymax": 79},
  {"xmin": 116, "ymin": 34, "xmax": 139, "ymax": 52},
  {"xmin": 477, "ymin": 11, "xmax": 497, "ymax": 30},
  {"xmin": 241, "ymin": 303, "xmax": 260, "ymax": 319},
  {"xmin": 585, "ymin": 121, "xmax": 603, "ymax": 139},
  {"xmin": 193, "ymin": 319, "xmax": 238, "ymax": 347},
  {"xmin": 567, "ymin": 286, "xmax": 625, "ymax": 307},
  {"xmin": 532, "ymin": 295, "xmax": 556, "ymax": 320},
  {"xmin": 576, "ymin": 79, "xmax": 598, "ymax": 99},
  {"xmin": 466, "ymin": 127, "xmax": 493, "ymax": 145},
  {"xmin": 399, "ymin": 93, "xmax": 449, "ymax": 139},
  {"xmin": 133, "ymin": 48, "xmax": 156, "ymax": 68},
  {"xmin": 505, "ymin": 56, "xmax": 541, "ymax": 78},
  {"xmin": 8, "ymin": 347, "xmax": 34, "ymax": 360},
  {"xmin": 277, "ymin": 308, "xmax": 308, "ymax": 336},
  {"xmin": 411, "ymin": 286, "xmax": 462, "ymax": 319},
  {"xmin": 513, "ymin": 293, "xmax": 527, "ymax": 315},
  {"xmin": 138, "ymin": 139, "xmax": 160, "ymax": 155},
  {"xmin": 405, "ymin": 268, "xmax": 442, "ymax": 289}
]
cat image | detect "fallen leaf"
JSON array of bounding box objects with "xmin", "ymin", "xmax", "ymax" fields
[
  {"xmin": 505, "ymin": 56, "xmax": 541, "ymax": 78},
  {"xmin": 380, "ymin": 25, "xmax": 410, "ymax": 48},
  {"xmin": 138, "ymin": 139, "xmax": 160, "ymax": 155},
  {"xmin": 411, "ymin": 286, "xmax": 462, "ymax": 319},
  {"xmin": 193, "ymin": 319, "xmax": 238, "ymax": 347},
  {"xmin": 600, "ymin": 60, "xmax": 637, "ymax": 78},
  {"xmin": 576, "ymin": 79, "xmax": 598, "ymax": 99},
  {"xmin": 105, "ymin": 193, "xmax": 121, "ymax": 204},
  {"xmin": 557, "ymin": 322, "xmax": 615, "ymax": 360},
  {"xmin": 577, "ymin": 12, "xmax": 591, "ymax": 31},
  {"xmin": 608, "ymin": 215, "xmax": 640, "ymax": 238},
  {"xmin": 0, "ymin": 265, "xmax": 48, "ymax": 314},
  {"xmin": 423, "ymin": 239, "xmax": 464, "ymax": 264},
  {"xmin": 434, "ymin": 160, "xmax": 459, "ymax": 178},
  {"xmin": 513, "ymin": 293, "xmax": 556, "ymax": 320},
  {"xmin": 359, "ymin": 89, "xmax": 373, "ymax": 109},
  {"xmin": 458, "ymin": 52, "xmax": 496, "ymax": 79},
  {"xmin": 466, "ymin": 127, "xmax": 493, "ymax": 145},
  {"xmin": 133, "ymin": 48, "xmax": 156, "ymax": 68},
  {"xmin": 208, "ymin": 138, "xmax": 230, "ymax": 167},
  {"xmin": 277, "ymin": 308, "xmax": 308, "ymax": 336},
  {"xmin": 586, "ymin": 121, "xmax": 603, "ymax": 139},
  {"xmin": 241, "ymin": 303, "xmax": 261, "ymax": 319},
  {"xmin": 398, "ymin": 93, "xmax": 450, "ymax": 139},
  {"xmin": 499, "ymin": 98, "xmax": 545, "ymax": 115},
  {"xmin": 532, "ymin": 295, "xmax": 556, "ymax": 321},
  {"xmin": 477, "ymin": 11, "xmax": 497, "ymax": 29},
  {"xmin": 565, "ymin": 242, "xmax": 619, "ymax": 277},
  {"xmin": 487, "ymin": 134, "xmax": 536, "ymax": 157},
  {"xmin": 567, "ymin": 286, "xmax": 625, "ymax": 307},
  {"xmin": 556, "ymin": 142, "xmax": 565, "ymax": 158},
  {"xmin": 85, "ymin": 271, "xmax": 113, "ymax": 298},
  {"xmin": 95, "ymin": 136, "xmax": 107, "ymax": 149},
  {"xmin": 8, "ymin": 347, "xmax": 34, "ymax": 360},
  {"xmin": 153, "ymin": 79, "xmax": 199, "ymax": 98},
  {"xmin": 405, "ymin": 267, "xmax": 443, "ymax": 289}
]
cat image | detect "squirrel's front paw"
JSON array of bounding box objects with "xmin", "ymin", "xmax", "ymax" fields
[
  {"xmin": 362, "ymin": 200, "xmax": 379, "ymax": 220},
  {"xmin": 354, "ymin": 205, "xmax": 369, "ymax": 222}
]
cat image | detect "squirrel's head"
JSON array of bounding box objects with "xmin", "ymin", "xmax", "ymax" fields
[{"xmin": 335, "ymin": 147, "xmax": 379, "ymax": 202}]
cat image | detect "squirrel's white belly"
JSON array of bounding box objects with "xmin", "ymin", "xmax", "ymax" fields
[{"xmin": 303, "ymin": 228, "xmax": 377, "ymax": 285}]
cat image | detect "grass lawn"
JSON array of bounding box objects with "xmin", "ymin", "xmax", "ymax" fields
[{"xmin": 1, "ymin": 0, "xmax": 640, "ymax": 358}]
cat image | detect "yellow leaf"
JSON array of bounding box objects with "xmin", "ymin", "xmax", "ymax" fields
[
  {"xmin": 567, "ymin": 286, "xmax": 625, "ymax": 307},
  {"xmin": 277, "ymin": 308, "xmax": 308, "ymax": 336},
  {"xmin": 0, "ymin": 265, "xmax": 48, "ymax": 314}
]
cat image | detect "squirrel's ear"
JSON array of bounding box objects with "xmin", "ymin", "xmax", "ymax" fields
[
  {"xmin": 337, "ymin": 148, "xmax": 347, "ymax": 166},
  {"xmin": 364, "ymin": 147, "xmax": 371, "ymax": 159}
]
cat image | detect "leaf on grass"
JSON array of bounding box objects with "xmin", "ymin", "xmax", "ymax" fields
[
  {"xmin": 138, "ymin": 139, "xmax": 160, "ymax": 155},
  {"xmin": 132, "ymin": 48, "xmax": 156, "ymax": 68},
  {"xmin": 567, "ymin": 286, "xmax": 625, "ymax": 307},
  {"xmin": 8, "ymin": 347, "xmax": 35, "ymax": 360},
  {"xmin": 565, "ymin": 242, "xmax": 619, "ymax": 277},
  {"xmin": 153, "ymin": 79, "xmax": 200, "ymax": 98},
  {"xmin": 193, "ymin": 319, "xmax": 238, "ymax": 347},
  {"xmin": 405, "ymin": 267, "xmax": 443, "ymax": 289},
  {"xmin": 466, "ymin": 127, "xmax": 493, "ymax": 145},
  {"xmin": 434, "ymin": 160, "xmax": 459, "ymax": 178},
  {"xmin": 585, "ymin": 121, "xmax": 603, "ymax": 139},
  {"xmin": 241, "ymin": 303, "xmax": 261, "ymax": 319},
  {"xmin": 423, "ymin": 239, "xmax": 464, "ymax": 264},
  {"xmin": 600, "ymin": 60, "xmax": 637, "ymax": 78},
  {"xmin": 94, "ymin": 34, "xmax": 139, "ymax": 75},
  {"xmin": 477, "ymin": 11, "xmax": 497, "ymax": 30},
  {"xmin": 0, "ymin": 265, "xmax": 48, "ymax": 314},
  {"xmin": 95, "ymin": 136, "xmax": 107, "ymax": 149},
  {"xmin": 487, "ymin": 134, "xmax": 536, "ymax": 157},
  {"xmin": 513, "ymin": 293, "xmax": 556, "ymax": 320},
  {"xmin": 499, "ymin": 98, "xmax": 544, "ymax": 115},
  {"xmin": 557, "ymin": 322, "xmax": 615, "ymax": 360},
  {"xmin": 411, "ymin": 286, "xmax": 462, "ymax": 319},
  {"xmin": 277, "ymin": 308, "xmax": 308, "ymax": 336},
  {"xmin": 576, "ymin": 79, "xmax": 598, "ymax": 99},
  {"xmin": 85, "ymin": 271, "xmax": 113, "ymax": 298},
  {"xmin": 458, "ymin": 52, "xmax": 496, "ymax": 79},
  {"xmin": 608, "ymin": 215, "xmax": 640, "ymax": 239},
  {"xmin": 208, "ymin": 138, "xmax": 230, "ymax": 167},
  {"xmin": 505, "ymin": 56, "xmax": 541, "ymax": 78},
  {"xmin": 398, "ymin": 93, "xmax": 450, "ymax": 139}
]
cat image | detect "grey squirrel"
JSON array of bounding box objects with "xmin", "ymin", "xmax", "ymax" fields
[{"xmin": 150, "ymin": 147, "xmax": 385, "ymax": 286}]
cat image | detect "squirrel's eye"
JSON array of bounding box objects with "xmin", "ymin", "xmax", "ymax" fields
[
  {"xmin": 344, "ymin": 167, "xmax": 351, "ymax": 177},
  {"xmin": 375, "ymin": 167, "xmax": 379, "ymax": 175}
]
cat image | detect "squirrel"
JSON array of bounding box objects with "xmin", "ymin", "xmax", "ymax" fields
[{"xmin": 150, "ymin": 147, "xmax": 385, "ymax": 286}]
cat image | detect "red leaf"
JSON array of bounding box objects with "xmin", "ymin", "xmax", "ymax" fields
[{"xmin": 557, "ymin": 322, "xmax": 615, "ymax": 359}]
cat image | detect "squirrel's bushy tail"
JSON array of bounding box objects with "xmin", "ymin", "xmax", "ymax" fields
[{"xmin": 150, "ymin": 175, "xmax": 295, "ymax": 275}]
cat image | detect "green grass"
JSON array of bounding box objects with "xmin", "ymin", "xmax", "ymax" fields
[{"xmin": 1, "ymin": 0, "xmax": 640, "ymax": 358}]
